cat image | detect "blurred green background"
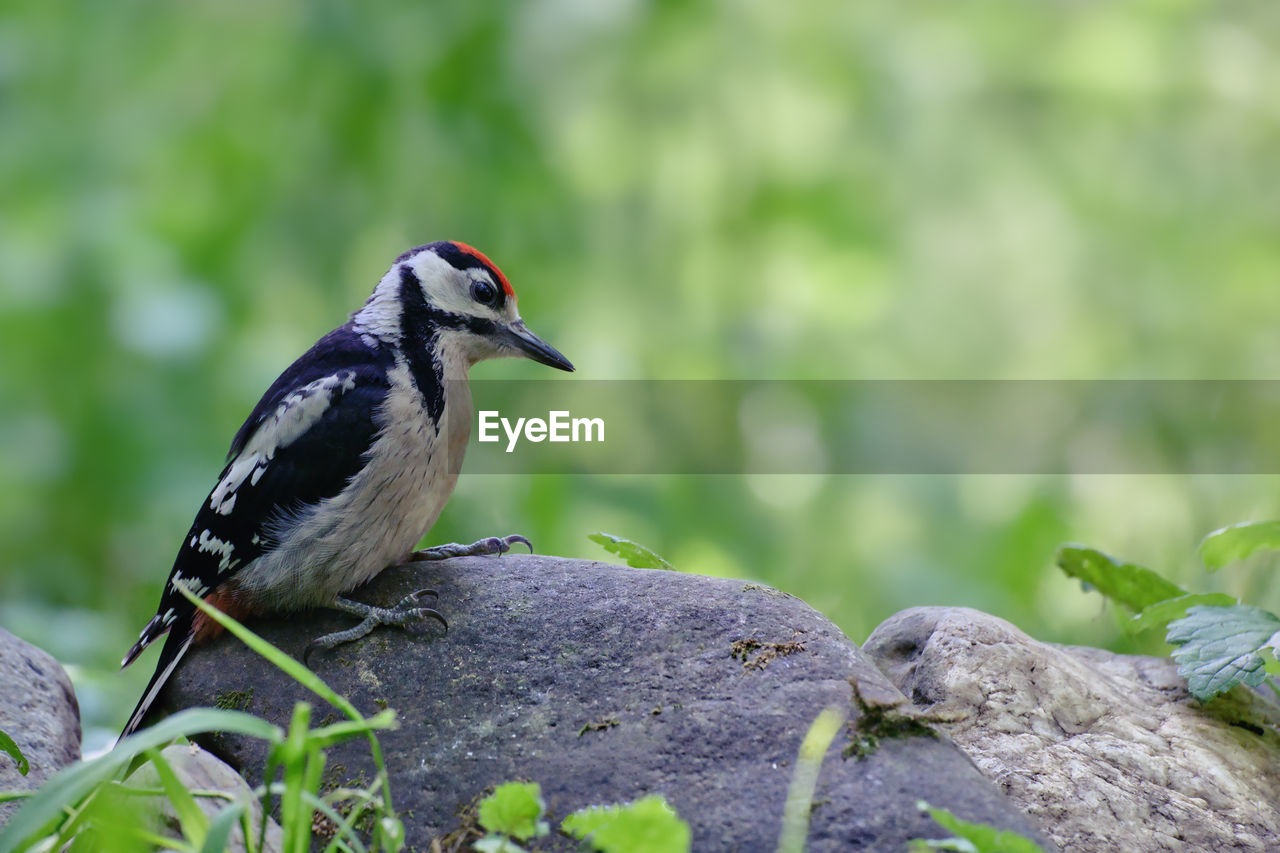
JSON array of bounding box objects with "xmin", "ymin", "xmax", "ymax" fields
[{"xmin": 4, "ymin": 0, "xmax": 1280, "ymax": 751}]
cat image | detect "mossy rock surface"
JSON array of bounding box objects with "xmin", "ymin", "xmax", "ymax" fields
[{"xmin": 155, "ymin": 556, "xmax": 1050, "ymax": 851}]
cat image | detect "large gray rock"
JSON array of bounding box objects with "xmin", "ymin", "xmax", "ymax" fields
[
  {"xmin": 0, "ymin": 627, "xmax": 81, "ymax": 826},
  {"xmin": 153, "ymin": 556, "xmax": 1049, "ymax": 851},
  {"xmin": 865, "ymin": 606, "xmax": 1280, "ymax": 852}
]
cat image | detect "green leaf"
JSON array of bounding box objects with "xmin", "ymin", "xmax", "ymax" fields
[
  {"xmin": 1198, "ymin": 521, "xmax": 1280, "ymax": 571},
  {"xmin": 561, "ymin": 795, "xmax": 690, "ymax": 853},
  {"xmin": 476, "ymin": 782, "xmax": 548, "ymax": 841},
  {"xmin": 1054, "ymin": 545, "xmax": 1184, "ymax": 612},
  {"xmin": 1130, "ymin": 593, "xmax": 1238, "ymax": 634},
  {"xmin": 0, "ymin": 730, "xmax": 28, "ymax": 777},
  {"xmin": 910, "ymin": 801, "xmax": 1044, "ymax": 853},
  {"xmin": 588, "ymin": 533, "xmax": 675, "ymax": 571},
  {"xmin": 1167, "ymin": 604, "xmax": 1280, "ymax": 700}
]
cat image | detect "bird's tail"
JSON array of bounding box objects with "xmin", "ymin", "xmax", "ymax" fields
[{"xmin": 120, "ymin": 628, "xmax": 193, "ymax": 739}]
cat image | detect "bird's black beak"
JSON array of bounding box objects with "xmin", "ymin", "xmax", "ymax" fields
[{"xmin": 504, "ymin": 320, "xmax": 575, "ymax": 372}]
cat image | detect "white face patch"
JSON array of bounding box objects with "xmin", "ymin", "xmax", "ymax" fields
[
  {"xmin": 406, "ymin": 250, "xmax": 521, "ymax": 325},
  {"xmin": 209, "ymin": 371, "xmax": 357, "ymax": 515}
]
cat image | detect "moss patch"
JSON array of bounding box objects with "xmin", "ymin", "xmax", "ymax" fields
[
  {"xmin": 730, "ymin": 633, "xmax": 806, "ymax": 671},
  {"xmin": 843, "ymin": 679, "xmax": 959, "ymax": 759},
  {"xmin": 578, "ymin": 717, "xmax": 620, "ymax": 736},
  {"xmin": 212, "ymin": 688, "xmax": 254, "ymax": 711}
]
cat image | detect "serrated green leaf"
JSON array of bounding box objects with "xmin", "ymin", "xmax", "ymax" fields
[
  {"xmin": 1130, "ymin": 593, "xmax": 1238, "ymax": 634},
  {"xmin": 911, "ymin": 801, "xmax": 1044, "ymax": 853},
  {"xmin": 1167, "ymin": 605, "xmax": 1280, "ymax": 700},
  {"xmin": 476, "ymin": 782, "xmax": 547, "ymax": 841},
  {"xmin": 0, "ymin": 730, "xmax": 28, "ymax": 777},
  {"xmin": 1198, "ymin": 521, "xmax": 1280, "ymax": 571},
  {"xmin": 562, "ymin": 795, "xmax": 690, "ymax": 853},
  {"xmin": 588, "ymin": 533, "xmax": 675, "ymax": 571},
  {"xmin": 1055, "ymin": 545, "xmax": 1184, "ymax": 612}
]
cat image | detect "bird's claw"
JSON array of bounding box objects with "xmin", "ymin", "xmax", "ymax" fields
[
  {"xmin": 409, "ymin": 533, "xmax": 533, "ymax": 562},
  {"xmin": 477, "ymin": 534, "xmax": 532, "ymax": 556},
  {"xmin": 304, "ymin": 592, "xmax": 448, "ymax": 663}
]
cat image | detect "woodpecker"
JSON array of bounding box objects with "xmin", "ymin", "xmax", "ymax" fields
[{"xmin": 119, "ymin": 242, "xmax": 573, "ymax": 737}]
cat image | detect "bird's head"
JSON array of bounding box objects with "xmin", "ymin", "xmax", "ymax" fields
[{"xmin": 356, "ymin": 241, "xmax": 574, "ymax": 372}]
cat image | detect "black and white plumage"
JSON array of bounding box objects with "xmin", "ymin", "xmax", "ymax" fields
[{"xmin": 120, "ymin": 241, "xmax": 573, "ymax": 737}]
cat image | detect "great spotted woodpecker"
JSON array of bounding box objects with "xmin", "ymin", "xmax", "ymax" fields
[{"xmin": 119, "ymin": 242, "xmax": 573, "ymax": 737}]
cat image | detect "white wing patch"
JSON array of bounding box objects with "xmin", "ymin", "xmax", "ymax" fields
[
  {"xmin": 196, "ymin": 529, "xmax": 236, "ymax": 571},
  {"xmin": 168, "ymin": 573, "xmax": 209, "ymax": 600},
  {"xmin": 209, "ymin": 371, "xmax": 357, "ymax": 515}
]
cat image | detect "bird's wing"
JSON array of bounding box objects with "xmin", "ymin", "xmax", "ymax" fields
[{"xmin": 123, "ymin": 332, "xmax": 395, "ymax": 667}]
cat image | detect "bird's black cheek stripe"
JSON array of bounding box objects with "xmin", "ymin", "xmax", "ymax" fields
[
  {"xmin": 396, "ymin": 265, "xmax": 447, "ymax": 423},
  {"xmin": 458, "ymin": 315, "xmax": 497, "ymax": 337}
]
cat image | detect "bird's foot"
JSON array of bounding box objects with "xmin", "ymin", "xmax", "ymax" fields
[
  {"xmin": 409, "ymin": 534, "xmax": 532, "ymax": 562},
  {"xmin": 305, "ymin": 589, "xmax": 446, "ymax": 661}
]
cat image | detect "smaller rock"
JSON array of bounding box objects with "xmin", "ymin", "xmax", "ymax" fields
[
  {"xmin": 126, "ymin": 743, "xmax": 282, "ymax": 853},
  {"xmin": 865, "ymin": 606, "xmax": 1280, "ymax": 852},
  {"xmin": 0, "ymin": 627, "xmax": 81, "ymax": 826}
]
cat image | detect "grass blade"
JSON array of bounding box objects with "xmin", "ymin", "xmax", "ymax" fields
[
  {"xmin": 145, "ymin": 747, "xmax": 210, "ymax": 844},
  {"xmin": 0, "ymin": 708, "xmax": 279, "ymax": 853},
  {"xmin": 776, "ymin": 706, "xmax": 844, "ymax": 853},
  {"xmin": 175, "ymin": 584, "xmax": 398, "ymax": 824},
  {"xmin": 200, "ymin": 801, "xmax": 246, "ymax": 853}
]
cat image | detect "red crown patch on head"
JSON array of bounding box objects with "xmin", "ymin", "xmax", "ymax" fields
[{"xmin": 449, "ymin": 241, "xmax": 515, "ymax": 298}]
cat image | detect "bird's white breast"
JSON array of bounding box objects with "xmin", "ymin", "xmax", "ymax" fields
[{"xmin": 235, "ymin": 355, "xmax": 472, "ymax": 609}]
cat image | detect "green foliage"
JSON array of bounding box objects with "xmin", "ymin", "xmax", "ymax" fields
[
  {"xmin": 561, "ymin": 795, "xmax": 690, "ymax": 853},
  {"xmin": 1198, "ymin": 522, "xmax": 1280, "ymax": 571},
  {"xmin": 0, "ymin": 730, "xmax": 27, "ymax": 777},
  {"xmin": 1167, "ymin": 606, "xmax": 1280, "ymax": 700},
  {"xmin": 1057, "ymin": 526, "xmax": 1280, "ymax": 702},
  {"xmin": 776, "ymin": 706, "xmax": 844, "ymax": 853},
  {"xmin": 0, "ymin": 595, "xmax": 402, "ymax": 853},
  {"xmin": 477, "ymin": 782, "xmax": 549, "ymax": 845},
  {"xmin": 469, "ymin": 784, "xmax": 688, "ymax": 853},
  {"xmin": 588, "ymin": 533, "xmax": 675, "ymax": 571},
  {"xmin": 1054, "ymin": 545, "xmax": 1185, "ymax": 613},
  {"xmin": 909, "ymin": 802, "xmax": 1044, "ymax": 853},
  {"xmin": 0, "ymin": 708, "xmax": 279, "ymax": 853},
  {"xmin": 1129, "ymin": 593, "xmax": 1237, "ymax": 634}
]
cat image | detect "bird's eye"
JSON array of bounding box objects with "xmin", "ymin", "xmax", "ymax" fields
[{"xmin": 470, "ymin": 280, "xmax": 498, "ymax": 306}]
